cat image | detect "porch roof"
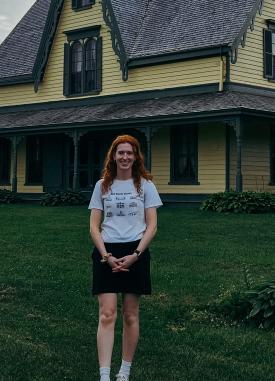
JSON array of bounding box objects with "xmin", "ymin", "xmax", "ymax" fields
[{"xmin": 0, "ymin": 89, "xmax": 275, "ymax": 134}]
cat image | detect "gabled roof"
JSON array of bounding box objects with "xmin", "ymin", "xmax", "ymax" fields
[
  {"xmin": 0, "ymin": 0, "xmax": 64, "ymax": 89},
  {"xmin": 0, "ymin": 0, "xmax": 264, "ymax": 84},
  {"xmin": 0, "ymin": 0, "xmax": 51, "ymax": 82},
  {"xmin": 111, "ymin": 0, "xmax": 262, "ymax": 60}
]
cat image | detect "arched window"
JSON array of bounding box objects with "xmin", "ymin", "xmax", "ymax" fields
[
  {"xmin": 63, "ymin": 27, "xmax": 102, "ymax": 96},
  {"xmin": 85, "ymin": 38, "xmax": 97, "ymax": 92},
  {"xmin": 71, "ymin": 41, "xmax": 83, "ymax": 94}
]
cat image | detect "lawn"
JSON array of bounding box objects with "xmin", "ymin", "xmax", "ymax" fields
[{"xmin": 0, "ymin": 204, "xmax": 275, "ymax": 381}]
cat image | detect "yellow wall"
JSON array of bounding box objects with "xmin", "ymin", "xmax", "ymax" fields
[
  {"xmin": 0, "ymin": 139, "xmax": 43, "ymax": 193},
  {"xmin": 230, "ymin": 124, "xmax": 275, "ymax": 192},
  {"xmin": 231, "ymin": 0, "xmax": 275, "ymax": 89},
  {"xmin": 152, "ymin": 123, "xmax": 226, "ymax": 194},
  {"xmin": 0, "ymin": 0, "xmax": 222, "ymax": 107}
]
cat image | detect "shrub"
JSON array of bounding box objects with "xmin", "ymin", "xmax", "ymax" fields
[
  {"xmin": 0, "ymin": 189, "xmax": 21, "ymax": 204},
  {"xmin": 245, "ymin": 282, "xmax": 275, "ymax": 329},
  {"xmin": 215, "ymin": 281, "xmax": 275, "ymax": 329},
  {"xmin": 40, "ymin": 190, "xmax": 87, "ymax": 206},
  {"xmin": 200, "ymin": 191, "xmax": 275, "ymax": 213}
]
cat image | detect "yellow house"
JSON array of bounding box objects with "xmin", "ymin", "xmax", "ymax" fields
[{"xmin": 0, "ymin": 0, "xmax": 275, "ymax": 202}]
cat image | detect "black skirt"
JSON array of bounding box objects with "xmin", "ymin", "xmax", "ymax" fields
[{"xmin": 91, "ymin": 240, "xmax": 151, "ymax": 295}]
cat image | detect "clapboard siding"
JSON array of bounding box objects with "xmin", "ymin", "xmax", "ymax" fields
[
  {"xmin": 231, "ymin": 0, "xmax": 275, "ymax": 89},
  {"xmin": 151, "ymin": 123, "xmax": 226, "ymax": 194},
  {"xmin": 230, "ymin": 124, "xmax": 275, "ymax": 192},
  {"xmin": 0, "ymin": 0, "xmax": 222, "ymax": 107}
]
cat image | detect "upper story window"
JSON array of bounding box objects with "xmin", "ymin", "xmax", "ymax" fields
[
  {"xmin": 72, "ymin": 0, "xmax": 95, "ymax": 10},
  {"xmin": 263, "ymin": 21, "xmax": 275, "ymax": 80},
  {"xmin": 0, "ymin": 138, "xmax": 11, "ymax": 185},
  {"xmin": 63, "ymin": 26, "xmax": 102, "ymax": 97},
  {"xmin": 170, "ymin": 126, "xmax": 199, "ymax": 185}
]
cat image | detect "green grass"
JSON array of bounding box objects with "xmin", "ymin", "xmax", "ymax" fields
[{"xmin": 0, "ymin": 204, "xmax": 275, "ymax": 381}]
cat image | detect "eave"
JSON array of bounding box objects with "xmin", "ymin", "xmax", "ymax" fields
[
  {"xmin": 128, "ymin": 46, "xmax": 231, "ymax": 68},
  {"xmin": 0, "ymin": 74, "xmax": 33, "ymax": 86}
]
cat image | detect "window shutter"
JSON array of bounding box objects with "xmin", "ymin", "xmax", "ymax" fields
[
  {"xmin": 72, "ymin": 0, "xmax": 79, "ymax": 9},
  {"xmin": 96, "ymin": 37, "xmax": 102, "ymax": 92},
  {"xmin": 264, "ymin": 29, "xmax": 273, "ymax": 78},
  {"xmin": 63, "ymin": 43, "xmax": 71, "ymax": 96}
]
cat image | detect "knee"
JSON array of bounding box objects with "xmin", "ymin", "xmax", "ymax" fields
[
  {"xmin": 122, "ymin": 311, "xmax": 139, "ymax": 326},
  {"xmin": 99, "ymin": 308, "xmax": 117, "ymax": 326}
]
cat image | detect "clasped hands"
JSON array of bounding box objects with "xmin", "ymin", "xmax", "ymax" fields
[{"xmin": 108, "ymin": 254, "xmax": 137, "ymax": 273}]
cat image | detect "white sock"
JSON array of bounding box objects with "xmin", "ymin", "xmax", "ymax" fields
[
  {"xmin": 100, "ymin": 366, "xmax": 111, "ymax": 381},
  {"xmin": 118, "ymin": 359, "xmax": 132, "ymax": 377}
]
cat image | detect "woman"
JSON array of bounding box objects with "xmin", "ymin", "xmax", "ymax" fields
[{"xmin": 89, "ymin": 135, "xmax": 162, "ymax": 381}]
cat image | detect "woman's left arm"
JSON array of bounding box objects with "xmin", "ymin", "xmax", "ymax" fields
[
  {"xmin": 112, "ymin": 207, "xmax": 158, "ymax": 272},
  {"xmin": 135, "ymin": 207, "xmax": 158, "ymax": 253}
]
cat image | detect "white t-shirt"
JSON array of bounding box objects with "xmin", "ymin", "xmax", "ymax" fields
[{"xmin": 88, "ymin": 178, "xmax": 163, "ymax": 243}]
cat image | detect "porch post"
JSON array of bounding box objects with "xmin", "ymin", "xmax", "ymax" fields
[
  {"xmin": 9, "ymin": 136, "xmax": 21, "ymax": 193},
  {"xmin": 235, "ymin": 118, "xmax": 243, "ymax": 192},
  {"xmin": 72, "ymin": 131, "xmax": 80, "ymax": 191}
]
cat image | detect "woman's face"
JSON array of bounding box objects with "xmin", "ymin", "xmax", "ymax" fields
[{"xmin": 113, "ymin": 142, "xmax": 135, "ymax": 172}]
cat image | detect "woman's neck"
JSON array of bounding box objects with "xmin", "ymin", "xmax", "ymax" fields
[{"xmin": 116, "ymin": 169, "xmax": 132, "ymax": 180}]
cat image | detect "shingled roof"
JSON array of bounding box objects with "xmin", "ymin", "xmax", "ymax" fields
[
  {"xmin": 0, "ymin": 90, "xmax": 275, "ymax": 133},
  {"xmin": 111, "ymin": 0, "xmax": 262, "ymax": 59},
  {"xmin": 0, "ymin": 0, "xmax": 263, "ymax": 83},
  {"xmin": 0, "ymin": 0, "xmax": 51, "ymax": 81}
]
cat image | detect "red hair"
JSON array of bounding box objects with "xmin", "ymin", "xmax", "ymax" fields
[{"xmin": 101, "ymin": 135, "xmax": 152, "ymax": 194}]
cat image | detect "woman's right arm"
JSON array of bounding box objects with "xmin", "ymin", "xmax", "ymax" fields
[
  {"xmin": 90, "ymin": 209, "xmax": 123, "ymax": 270},
  {"xmin": 90, "ymin": 209, "xmax": 108, "ymax": 257}
]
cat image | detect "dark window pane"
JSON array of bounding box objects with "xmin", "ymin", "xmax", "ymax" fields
[
  {"xmin": 85, "ymin": 38, "xmax": 97, "ymax": 92},
  {"xmin": 71, "ymin": 42, "xmax": 83, "ymax": 94},
  {"xmin": 82, "ymin": 0, "xmax": 92, "ymax": 5},
  {"xmin": 0, "ymin": 138, "xmax": 11, "ymax": 184},
  {"xmin": 26, "ymin": 137, "xmax": 43, "ymax": 184},
  {"xmin": 171, "ymin": 126, "xmax": 198, "ymax": 183}
]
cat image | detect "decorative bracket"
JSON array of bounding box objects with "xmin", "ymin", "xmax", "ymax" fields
[
  {"xmin": 102, "ymin": 0, "xmax": 129, "ymax": 81},
  {"xmin": 230, "ymin": 0, "xmax": 265, "ymax": 64},
  {"xmin": 65, "ymin": 130, "xmax": 85, "ymax": 145}
]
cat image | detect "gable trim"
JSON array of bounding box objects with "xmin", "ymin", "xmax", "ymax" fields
[
  {"xmin": 230, "ymin": 0, "xmax": 265, "ymax": 63},
  {"xmin": 102, "ymin": 0, "xmax": 128, "ymax": 80},
  {"xmin": 33, "ymin": 0, "xmax": 65, "ymax": 92}
]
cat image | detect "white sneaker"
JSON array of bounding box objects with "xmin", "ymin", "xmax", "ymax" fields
[{"xmin": 116, "ymin": 374, "xmax": 129, "ymax": 381}]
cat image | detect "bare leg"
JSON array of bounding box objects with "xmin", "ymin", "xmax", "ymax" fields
[
  {"xmin": 97, "ymin": 293, "xmax": 117, "ymax": 367},
  {"xmin": 121, "ymin": 293, "xmax": 140, "ymax": 362}
]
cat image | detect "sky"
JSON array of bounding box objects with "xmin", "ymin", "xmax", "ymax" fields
[{"xmin": 0, "ymin": 0, "xmax": 36, "ymax": 43}]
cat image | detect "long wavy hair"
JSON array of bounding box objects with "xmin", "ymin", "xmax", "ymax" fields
[{"xmin": 101, "ymin": 135, "xmax": 152, "ymax": 194}]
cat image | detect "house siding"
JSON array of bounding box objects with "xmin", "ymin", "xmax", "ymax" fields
[
  {"xmin": 0, "ymin": 0, "xmax": 223, "ymax": 107},
  {"xmin": 230, "ymin": 124, "xmax": 275, "ymax": 192},
  {"xmin": 152, "ymin": 123, "xmax": 226, "ymax": 194},
  {"xmin": 231, "ymin": 0, "xmax": 275, "ymax": 89},
  {"xmin": 0, "ymin": 139, "xmax": 43, "ymax": 193}
]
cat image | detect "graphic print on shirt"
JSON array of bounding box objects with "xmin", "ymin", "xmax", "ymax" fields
[{"xmin": 103, "ymin": 190, "xmax": 143, "ymax": 218}]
